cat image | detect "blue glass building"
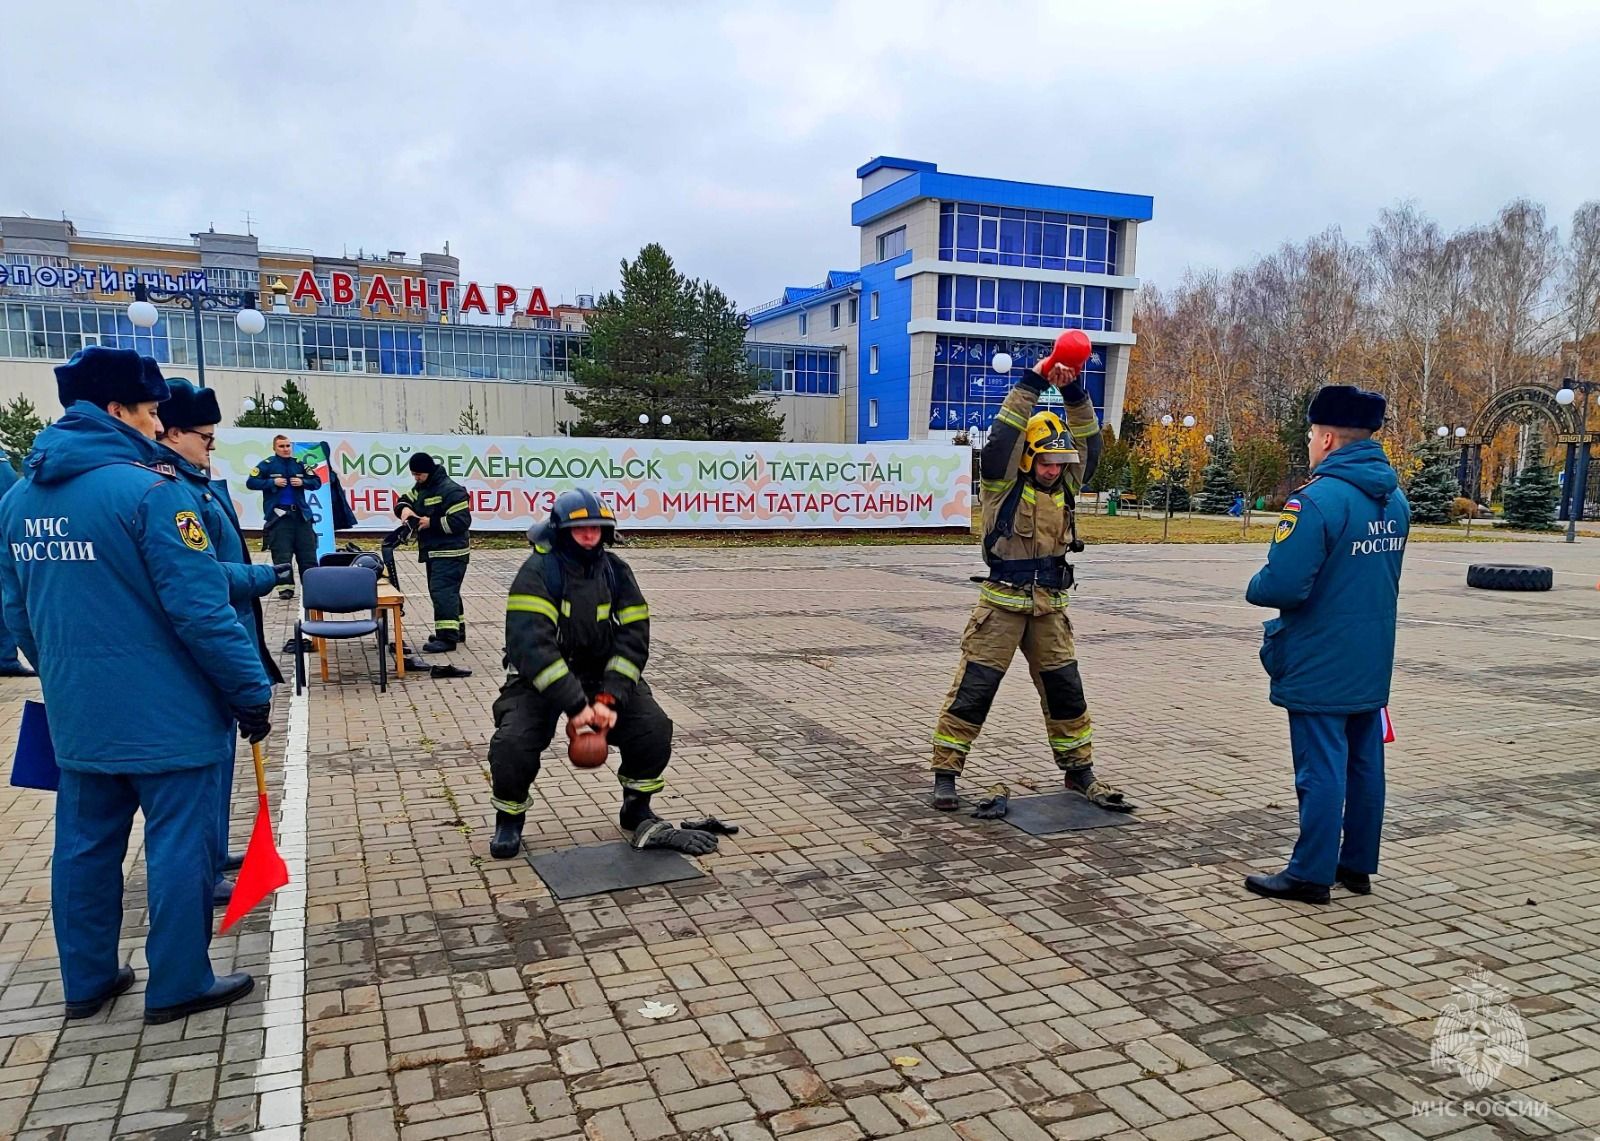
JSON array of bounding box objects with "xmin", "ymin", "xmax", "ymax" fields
[{"xmin": 746, "ymin": 158, "xmax": 1153, "ymax": 442}]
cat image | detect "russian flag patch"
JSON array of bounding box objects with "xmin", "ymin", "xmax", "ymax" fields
[
  {"xmin": 1380, "ymin": 707, "xmax": 1396, "ymax": 743},
  {"xmin": 1284, "ymin": 497, "xmax": 1302, "ymax": 512}
]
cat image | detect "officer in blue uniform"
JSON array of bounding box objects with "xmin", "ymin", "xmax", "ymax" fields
[
  {"xmin": 0, "ymin": 347, "xmax": 274, "ymax": 1024},
  {"xmin": 1244, "ymin": 385, "xmax": 1410, "ymax": 904},
  {"xmin": 0, "ymin": 457, "xmax": 37, "ymax": 677},
  {"xmin": 156, "ymin": 378, "xmax": 289, "ymax": 907},
  {"xmin": 246, "ymin": 434, "xmax": 322, "ymax": 599}
]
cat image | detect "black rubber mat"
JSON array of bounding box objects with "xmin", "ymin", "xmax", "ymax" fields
[
  {"xmin": 1001, "ymin": 792, "xmax": 1139, "ymax": 835},
  {"xmin": 528, "ymin": 841, "xmax": 705, "ymax": 900}
]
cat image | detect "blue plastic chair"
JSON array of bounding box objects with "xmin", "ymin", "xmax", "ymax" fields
[{"xmin": 295, "ymin": 566, "xmax": 387, "ymax": 694}]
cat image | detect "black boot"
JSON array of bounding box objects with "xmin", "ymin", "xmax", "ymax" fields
[
  {"xmin": 1244, "ymin": 871, "xmax": 1330, "ymax": 904},
  {"xmin": 620, "ymin": 789, "xmax": 655, "ymax": 832},
  {"xmin": 489, "ymin": 811, "xmax": 525, "ymax": 859},
  {"xmin": 1336, "ymin": 865, "xmax": 1372, "ymax": 894},
  {"xmin": 422, "ymin": 638, "xmax": 455, "ymax": 654},
  {"xmin": 932, "ymin": 772, "xmax": 958, "ymax": 811}
]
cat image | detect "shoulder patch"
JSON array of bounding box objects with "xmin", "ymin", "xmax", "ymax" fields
[
  {"xmin": 249, "ymin": 466, "xmax": 260, "ymax": 477},
  {"xmin": 176, "ymin": 510, "xmax": 209, "ymax": 552},
  {"xmin": 1283, "ymin": 497, "xmax": 1302, "ymax": 512},
  {"xmin": 1273, "ymin": 512, "xmax": 1298, "ymax": 544}
]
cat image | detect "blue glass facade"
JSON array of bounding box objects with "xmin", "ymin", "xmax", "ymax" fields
[
  {"xmin": 929, "ymin": 335, "xmax": 1107, "ymax": 432},
  {"xmin": 936, "ymin": 276, "xmax": 1113, "ymax": 331},
  {"xmin": 1, "ymin": 300, "xmax": 838, "ymax": 394},
  {"xmin": 938, "ymin": 203, "xmax": 1119, "ymax": 275}
]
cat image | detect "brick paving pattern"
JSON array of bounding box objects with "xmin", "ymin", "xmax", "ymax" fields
[{"xmin": 2, "ymin": 538, "xmax": 1598, "ymax": 1140}]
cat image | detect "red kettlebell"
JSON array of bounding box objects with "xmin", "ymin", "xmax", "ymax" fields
[
  {"xmin": 1039, "ymin": 330, "xmax": 1093, "ymax": 376},
  {"xmin": 567, "ymin": 720, "xmax": 609, "ymax": 769}
]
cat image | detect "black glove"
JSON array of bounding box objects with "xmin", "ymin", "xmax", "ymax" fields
[
  {"xmin": 234, "ymin": 703, "xmax": 272, "ymax": 743},
  {"xmin": 631, "ymin": 819, "xmax": 719, "ymax": 855},
  {"xmin": 679, "ymin": 816, "xmax": 740, "ymax": 836},
  {"xmin": 971, "ymin": 793, "xmax": 1009, "ymax": 820},
  {"xmin": 272, "ymin": 562, "xmax": 294, "ymax": 586}
]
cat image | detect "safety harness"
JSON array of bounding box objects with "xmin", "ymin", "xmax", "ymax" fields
[{"xmin": 976, "ymin": 478, "xmax": 1081, "ymax": 590}]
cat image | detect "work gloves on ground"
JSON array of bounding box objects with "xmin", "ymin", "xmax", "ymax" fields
[
  {"xmin": 631, "ymin": 818, "xmax": 719, "ymax": 855},
  {"xmin": 233, "ymin": 703, "xmax": 272, "ymax": 743}
]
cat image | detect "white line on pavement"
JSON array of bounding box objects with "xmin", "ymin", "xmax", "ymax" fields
[{"xmin": 245, "ymin": 687, "xmax": 310, "ymax": 1140}]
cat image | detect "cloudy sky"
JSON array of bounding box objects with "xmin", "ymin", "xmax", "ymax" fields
[{"xmin": 4, "ymin": 1, "xmax": 1599, "ymax": 309}]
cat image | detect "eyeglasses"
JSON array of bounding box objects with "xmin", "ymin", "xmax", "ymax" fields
[{"xmin": 189, "ymin": 430, "xmax": 217, "ymax": 451}]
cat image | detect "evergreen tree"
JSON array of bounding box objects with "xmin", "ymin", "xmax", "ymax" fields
[
  {"xmin": 1150, "ymin": 461, "xmax": 1192, "ymax": 514},
  {"xmin": 1196, "ymin": 431, "xmax": 1239, "ymax": 514},
  {"xmin": 570, "ymin": 244, "xmax": 695, "ymax": 438},
  {"xmin": 1086, "ymin": 424, "xmax": 1127, "ymax": 493},
  {"xmin": 677, "ymin": 279, "xmax": 784, "ymax": 441},
  {"xmin": 456, "ymin": 394, "xmax": 486, "ymax": 435},
  {"xmin": 0, "ymin": 395, "xmax": 49, "ymax": 472},
  {"xmin": 1501, "ymin": 456, "xmax": 1560, "ymax": 530},
  {"xmin": 1407, "ymin": 441, "xmax": 1460, "ymax": 524},
  {"xmin": 234, "ymin": 380, "xmax": 321, "ymax": 430}
]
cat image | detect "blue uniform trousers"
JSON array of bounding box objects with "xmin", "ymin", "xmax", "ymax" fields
[
  {"xmin": 1284, "ymin": 710, "xmax": 1385, "ymax": 886},
  {"xmin": 54, "ymin": 766, "xmax": 220, "ymax": 1009}
]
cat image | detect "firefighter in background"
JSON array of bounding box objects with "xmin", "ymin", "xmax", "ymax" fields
[
  {"xmin": 486, "ymin": 489, "xmax": 718, "ymax": 859},
  {"xmin": 396, "ymin": 452, "xmax": 472, "ymax": 653},
  {"xmin": 928, "ymin": 334, "xmax": 1134, "ymax": 816}
]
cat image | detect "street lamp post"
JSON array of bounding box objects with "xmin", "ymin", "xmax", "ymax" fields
[
  {"xmin": 1158, "ymin": 413, "xmax": 1196, "ymax": 542},
  {"xmin": 638, "ymin": 412, "xmax": 673, "ymax": 439},
  {"xmin": 126, "ymin": 281, "xmax": 266, "ymax": 388},
  {"xmin": 1436, "ymin": 424, "xmax": 1471, "ymax": 537},
  {"xmin": 1556, "ymin": 377, "xmax": 1596, "ymax": 543}
]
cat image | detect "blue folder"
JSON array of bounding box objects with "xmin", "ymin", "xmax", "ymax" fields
[{"xmin": 10, "ymin": 700, "xmax": 59, "ymax": 791}]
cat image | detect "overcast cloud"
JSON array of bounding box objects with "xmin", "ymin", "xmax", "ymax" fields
[{"xmin": 3, "ymin": 0, "xmax": 1599, "ymax": 309}]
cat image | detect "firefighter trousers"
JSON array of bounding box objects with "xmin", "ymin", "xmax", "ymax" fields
[
  {"xmin": 424, "ymin": 553, "xmax": 469, "ymax": 643},
  {"xmin": 931, "ymin": 601, "xmax": 1093, "ymax": 774},
  {"xmin": 488, "ymin": 677, "xmax": 673, "ymax": 815}
]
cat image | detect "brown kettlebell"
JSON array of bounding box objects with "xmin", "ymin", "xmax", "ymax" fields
[{"xmin": 566, "ymin": 719, "xmax": 609, "ymax": 769}]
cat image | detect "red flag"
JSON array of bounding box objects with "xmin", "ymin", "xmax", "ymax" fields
[
  {"xmin": 1380, "ymin": 707, "xmax": 1396, "ymax": 743},
  {"xmin": 220, "ymin": 746, "xmax": 289, "ymax": 933}
]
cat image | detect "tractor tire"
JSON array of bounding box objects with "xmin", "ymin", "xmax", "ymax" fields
[{"xmin": 1466, "ymin": 563, "xmax": 1554, "ymax": 592}]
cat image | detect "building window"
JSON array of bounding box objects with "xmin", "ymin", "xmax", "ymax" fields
[
  {"xmin": 870, "ymin": 345, "xmax": 879, "ymax": 374},
  {"xmin": 798, "ymin": 312, "xmax": 808, "ymax": 336},
  {"xmin": 830, "ymin": 302, "xmax": 840, "ymax": 329},
  {"xmin": 937, "ymin": 275, "xmax": 1112, "ymax": 332},
  {"xmin": 939, "ymin": 203, "xmax": 1118, "ymax": 274},
  {"xmin": 869, "ymin": 399, "xmax": 879, "ymax": 428},
  {"xmin": 928, "ymin": 333, "xmax": 1106, "ymax": 433},
  {"xmin": 848, "ymin": 297, "xmax": 857, "ymax": 324},
  {"xmin": 876, "ymin": 227, "xmax": 907, "ymax": 262},
  {"xmin": 870, "ymin": 291, "xmax": 880, "ymax": 320}
]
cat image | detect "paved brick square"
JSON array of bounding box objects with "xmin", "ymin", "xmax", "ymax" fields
[{"xmin": 3, "ymin": 537, "xmax": 1598, "ymax": 1140}]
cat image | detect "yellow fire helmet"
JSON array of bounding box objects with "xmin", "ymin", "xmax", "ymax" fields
[{"xmin": 1020, "ymin": 411, "xmax": 1080, "ymax": 472}]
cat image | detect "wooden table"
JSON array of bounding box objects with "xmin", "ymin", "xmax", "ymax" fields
[{"xmin": 308, "ymin": 582, "xmax": 407, "ymax": 682}]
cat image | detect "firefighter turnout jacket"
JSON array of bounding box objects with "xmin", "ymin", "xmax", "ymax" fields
[
  {"xmin": 977, "ymin": 372, "xmax": 1102, "ymax": 615},
  {"xmin": 502, "ymin": 527, "xmax": 651, "ymax": 716}
]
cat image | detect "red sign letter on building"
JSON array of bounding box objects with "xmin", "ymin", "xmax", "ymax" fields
[
  {"xmin": 401, "ymin": 276, "xmax": 427, "ymax": 309},
  {"xmin": 437, "ymin": 280, "xmax": 457, "ymax": 313},
  {"xmin": 365, "ymin": 274, "xmax": 396, "ymax": 309},
  {"xmin": 331, "ymin": 271, "xmax": 355, "ymax": 305},
  {"xmin": 292, "ymin": 270, "xmax": 325, "ymax": 305},
  {"xmin": 460, "ymin": 282, "xmax": 490, "ymax": 315},
  {"xmin": 525, "ymin": 287, "xmax": 551, "ymax": 318},
  {"xmin": 494, "ymin": 284, "xmax": 519, "ymax": 315}
]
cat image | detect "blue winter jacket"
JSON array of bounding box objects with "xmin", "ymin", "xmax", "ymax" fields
[
  {"xmin": 161, "ymin": 451, "xmax": 284, "ymax": 685},
  {"xmin": 0, "ymin": 403, "xmax": 273, "ymax": 773},
  {"xmin": 245, "ymin": 452, "xmax": 321, "ymax": 520},
  {"xmin": 1245, "ymin": 438, "xmax": 1411, "ymax": 714}
]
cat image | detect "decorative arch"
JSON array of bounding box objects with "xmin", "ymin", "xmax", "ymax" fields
[{"xmin": 1460, "ymin": 383, "xmax": 1591, "ymax": 513}]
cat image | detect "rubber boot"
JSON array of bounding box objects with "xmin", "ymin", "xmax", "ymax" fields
[
  {"xmin": 932, "ymin": 772, "xmax": 958, "ymax": 811},
  {"xmin": 489, "ymin": 811, "xmax": 526, "ymax": 859},
  {"xmin": 620, "ymin": 789, "xmax": 655, "ymax": 832}
]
